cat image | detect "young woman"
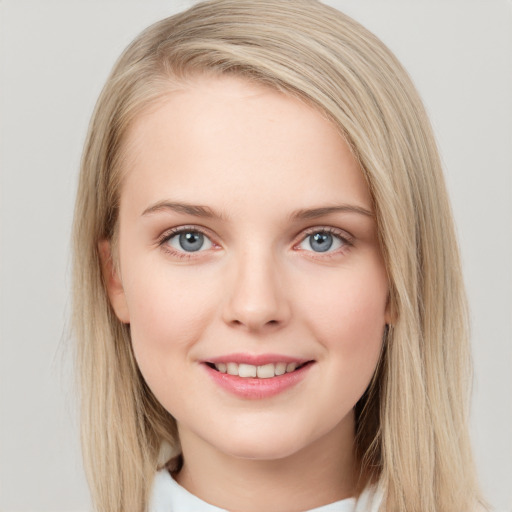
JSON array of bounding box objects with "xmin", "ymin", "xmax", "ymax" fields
[{"xmin": 72, "ymin": 1, "xmax": 486, "ymax": 510}]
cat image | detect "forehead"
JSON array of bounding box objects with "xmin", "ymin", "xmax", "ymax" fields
[{"xmin": 119, "ymin": 74, "xmax": 371, "ymax": 217}]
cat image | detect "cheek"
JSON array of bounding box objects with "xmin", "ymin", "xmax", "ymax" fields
[
  {"xmin": 122, "ymin": 260, "xmax": 217, "ymax": 377},
  {"xmin": 300, "ymin": 260, "xmax": 387, "ymax": 329},
  {"xmin": 297, "ymin": 261, "xmax": 388, "ymax": 381}
]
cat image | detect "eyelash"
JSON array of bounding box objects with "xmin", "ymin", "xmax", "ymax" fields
[
  {"xmin": 157, "ymin": 225, "xmax": 354, "ymax": 260},
  {"xmin": 295, "ymin": 226, "xmax": 354, "ymax": 259},
  {"xmin": 157, "ymin": 225, "xmax": 215, "ymax": 260}
]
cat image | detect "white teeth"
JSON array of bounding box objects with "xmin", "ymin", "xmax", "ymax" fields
[
  {"xmin": 215, "ymin": 363, "xmax": 227, "ymax": 373},
  {"xmin": 212, "ymin": 361, "xmax": 306, "ymax": 378},
  {"xmin": 274, "ymin": 362, "xmax": 286, "ymax": 375},
  {"xmin": 226, "ymin": 362, "xmax": 238, "ymax": 375},
  {"xmin": 238, "ymin": 363, "xmax": 257, "ymax": 378},
  {"xmin": 256, "ymin": 363, "xmax": 275, "ymax": 379},
  {"xmin": 286, "ymin": 362, "xmax": 297, "ymax": 373}
]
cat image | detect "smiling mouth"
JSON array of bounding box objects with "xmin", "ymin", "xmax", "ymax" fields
[{"xmin": 205, "ymin": 361, "xmax": 313, "ymax": 379}]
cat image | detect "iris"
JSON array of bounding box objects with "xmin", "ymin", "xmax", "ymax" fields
[
  {"xmin": 309, "ymin": 232, "xmax": 333, "ymax": 252},
  {"xmin": 179, "ymin": 231, "xmax": 204, "ymax": 252}
]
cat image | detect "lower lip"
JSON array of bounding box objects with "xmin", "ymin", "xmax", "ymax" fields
[{"xmin": 203, "ymin": 362, "xmax": 314, "ymax": 399}]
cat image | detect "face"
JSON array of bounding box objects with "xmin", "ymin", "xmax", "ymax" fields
[{"xmin": 104, "ymin": 75, "xmax": 389, "ymax": 462}]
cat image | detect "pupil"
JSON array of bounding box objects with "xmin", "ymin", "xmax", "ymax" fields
[
  {"xmin": 179, "ymin": 232, "xmax": 204, "ymax": 252},
  {"xmin": 310, "ymin": 232, "xmax": 333, "ymax": 252}
]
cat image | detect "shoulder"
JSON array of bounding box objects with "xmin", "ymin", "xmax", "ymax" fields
[
  {"xmin": 148, "ymin": 470, "xmax": 175, "ymax": 512},
  {"xmin": 149, "ymin": 469, "xmax": 228, "ymax": 512},
  {"xmin": 354, "ymin": 484, "xmax": 383, "ymax": 512},
  {"xmin": 149, "ymin": 469, "xmax": 383, "ymax": 512}
]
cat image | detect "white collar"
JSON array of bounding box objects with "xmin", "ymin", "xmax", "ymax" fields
[{"xmin": 149, "ymin": 469, "xmax": 380, "ymax": 512}]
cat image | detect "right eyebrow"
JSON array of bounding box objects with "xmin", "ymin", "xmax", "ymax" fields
[{"xmin": 141, "ymin": 200, "xmax": 226, "ymax": 220}]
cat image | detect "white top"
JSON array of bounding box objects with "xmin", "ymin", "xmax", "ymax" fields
[{"xmin": 149, "ymin": 469, "xmax": 381, "ymax": 512}]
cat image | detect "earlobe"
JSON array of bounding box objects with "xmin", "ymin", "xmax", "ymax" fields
[{"xmin": 98, "ymin": 239, "xmax": 130, "ymax": 323}]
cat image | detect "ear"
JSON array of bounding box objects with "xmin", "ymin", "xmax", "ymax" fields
[{"xmin": 98, "ymin": 239, "xmax": 130, "ymax": 323}]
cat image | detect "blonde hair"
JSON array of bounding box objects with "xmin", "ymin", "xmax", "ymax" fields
[{"xmin": 72, "ymin": 1, "xmax": 484, "ymax": 510}]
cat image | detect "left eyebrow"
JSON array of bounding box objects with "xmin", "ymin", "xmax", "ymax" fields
[{"xmin": 290, "ymin": 204, "xmax": 374, "ymax": 220}]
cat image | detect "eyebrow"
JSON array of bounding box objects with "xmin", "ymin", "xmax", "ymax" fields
[
  {"xmin": 290, "ymin": 205, "xmax": 374, "ymax": 220},
  {"xmin": 142, "ymin": 200, "xmax": 225, "ymax": 219},
  {"xmin": 141, "ymin": 200, "xmax": 373, "ymax": 220}
]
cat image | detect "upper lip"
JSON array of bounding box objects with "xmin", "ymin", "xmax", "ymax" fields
[{"xmin": 203, "ymin": 353, "xmax": 312, "ymax": 366}]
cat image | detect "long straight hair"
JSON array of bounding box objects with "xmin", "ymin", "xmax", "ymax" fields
[{"xmin": 72, "ymin": 1, "xmax": 484, "ymax": 510}]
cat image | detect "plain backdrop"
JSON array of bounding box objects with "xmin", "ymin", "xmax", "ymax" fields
[{"xmin": 0, "ymin": 1, "xmax": 511, "ymax": 511}]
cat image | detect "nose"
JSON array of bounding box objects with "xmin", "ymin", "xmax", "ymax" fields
[{"xmin": 221, "ymin": 248, "xmax": 291, "ymax": 333}]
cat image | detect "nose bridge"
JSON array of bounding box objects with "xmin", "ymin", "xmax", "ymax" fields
[{"xmin": 222, "ymin": 242, "xmax": 290, "ymax": 331}]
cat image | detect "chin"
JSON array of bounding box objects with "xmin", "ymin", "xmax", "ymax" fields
[
  {"xmin": 207, "ymin": 424, "xmax": 319, "ymax": 462},
  {"xmin": 224, "ymin": 439, "xmax": 302, "ymax": 461}
]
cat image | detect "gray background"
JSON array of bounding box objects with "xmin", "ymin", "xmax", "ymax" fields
[{"xmin": 1, "ymin": 1, "xmax": 511, "ymax": 510}]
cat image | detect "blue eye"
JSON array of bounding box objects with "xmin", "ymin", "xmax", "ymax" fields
[
  {"xmin": 299, "ymin": 231, "xmax": 344, "ymax": 253},
  {"xmin": 167, "ymin": 230, "xmax": 213, "ymax": 252}
]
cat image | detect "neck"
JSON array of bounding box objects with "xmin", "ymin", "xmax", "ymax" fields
[{"xmin": 175, "ymin": 411, "xmax": 358, "ymax": 512}]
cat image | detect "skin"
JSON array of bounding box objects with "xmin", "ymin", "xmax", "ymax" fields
[{"xmin": 101, "ymin": 75, "xmax": 390, "ymax": 512}]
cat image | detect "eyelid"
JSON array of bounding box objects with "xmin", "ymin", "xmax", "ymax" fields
[
  {"xmin": 157, "ymin": 225, "xmax": 216, "ymax": 244},
  {"xmin": 293, "ymin": 226, "xmax": 355, "ymax": 254},
  {"xmin": 155, "ymin": 224, "xmax": 354, "ymax": 259},
  {"xmin": 157, "ymin": 225, "xmax": 220, "ymax": 258},
  {"xmin": 297, "ymin": 226, "xmax": 354, "ymax": 243}
]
